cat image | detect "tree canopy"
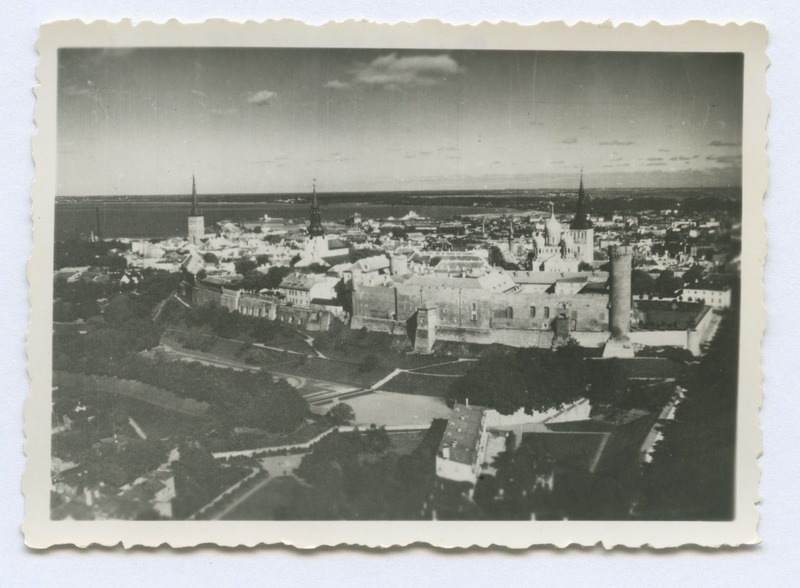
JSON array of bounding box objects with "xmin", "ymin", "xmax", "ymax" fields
[{"xmin": 448, "ymin": 345, "xmax": 588, "ymax": 415}]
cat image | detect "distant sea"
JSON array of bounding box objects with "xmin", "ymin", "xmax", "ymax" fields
[
  {"xmin": 54, "ymin": 200, "xmax": 512, "ymax": 241},
  {"xmin": 55, "ymin": 186, "xmax": 740, "ymax": 241}
]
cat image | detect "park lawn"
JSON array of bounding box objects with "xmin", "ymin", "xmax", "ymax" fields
[
  {"xmin": 382, "ymin": 371, "xmax": 458, "ymax": 397},
  {"xmin": 273, "ymin": 356, "xmax": 394, "ymax": 389},
  {"xmin": 111, "ymin": 395, "xmax": 214, "ymax": 440},
  {"xmin": 164, "ymin": 325, "xmax": 312, "ymax": 356}
]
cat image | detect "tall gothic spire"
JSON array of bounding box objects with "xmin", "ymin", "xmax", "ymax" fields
[
  {"xmin": 190, "ymin": 175, "xmax": 198, "ymax": 216},
  {"xmin": 308, "ymin": 178, "xmax": 324, "ymax": 237},
  {"xmin": 570, "ymin": 169, "xmax": 592, "ymax": 230}
]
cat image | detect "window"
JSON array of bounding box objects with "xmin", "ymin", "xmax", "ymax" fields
[
  {"xmin": 506, "ymin": 306, "xmax": 514, "ymax": 319},
  {"xmin": 530, "ymin": 306, "xmax": 537, "ymax": 318},
  {"xmin": 471, "ymin": 302, "xmax": 478, "ymax": 322},
  {"xmin": 544, "ymin": 307, "xmax": 550, "ymax": 319}
]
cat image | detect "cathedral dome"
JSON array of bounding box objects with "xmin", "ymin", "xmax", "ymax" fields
[{"xmin": 545, "ymin": 210, "xmax": 562, "ymax": 245}]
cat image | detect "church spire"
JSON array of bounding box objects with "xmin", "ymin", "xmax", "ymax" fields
[
  {"xmin": 570, "ymin": 169, "xmax": 592, "ymax": 230},
  {"xmin": 190, "ymin": 175, "xmax": 198, "ymax": 216},
  {"xmin": 308, "ymin": 178, "xmax": 324, "ymax": 238}
]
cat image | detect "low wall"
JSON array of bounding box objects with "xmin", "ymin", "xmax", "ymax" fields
[
  {"xmin": 350, "ymin": 316, "xmax": 407, "ymax": 336},
  {"xmin": 629, "ymin": 330, "xmax": 689, "ymax": 348}
]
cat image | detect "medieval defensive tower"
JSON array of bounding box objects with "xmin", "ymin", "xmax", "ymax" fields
[
  {"xmin": 603, "ymin": 244, "xmax": 635, "ymax": 358},
  {"xmin": 187, "ymin": 175, "xmax": 205, "ymax": 246}
]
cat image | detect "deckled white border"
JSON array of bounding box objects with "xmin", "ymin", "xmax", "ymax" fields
[{"xmin": 24, "ymin": 19, "xmax": 767, "ymax": 549}]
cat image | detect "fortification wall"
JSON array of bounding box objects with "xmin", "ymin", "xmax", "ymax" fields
[
  {"xmin": 367, "ymin": 284, "xmax": 609, "ymax": 333},
  {"xmin": 629, "ymin": 330, "xmax": 689, "ymax": 348}
]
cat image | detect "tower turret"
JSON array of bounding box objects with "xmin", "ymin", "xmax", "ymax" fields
[{"xmin": 603, "ymin": 245, "xmax": 635, "ymax": 358}]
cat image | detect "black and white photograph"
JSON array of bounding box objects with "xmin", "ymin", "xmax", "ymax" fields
[{"xmin": 24, "ymin": 19, "xmax": 766, "ymax": 548}]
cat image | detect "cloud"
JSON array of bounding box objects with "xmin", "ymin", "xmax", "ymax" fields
[
  {"xmin": 647, "ymin": 157, "xmax": 664, "ymax": 161},
  {"xmin": 658, "ymin": 148, "xmax": 670, "ymax": 152},
  {"xmin": 599, "ymin": 140, "xmax": 635, "ymax": 146},
  {"xmin": 669, "ymin": 155, "xmax": 693, "ymax": 161},
  {"xmin": 330, "ymin": 53, "xmax": 463, "ymax": 90},
  {"xmin": 561, "ymin": 137, "xmax": 578, "ymax": 144},
  {"xmin": 645, "ymin": 162, "xmax": 667, "ymax": 166},
  {"xmin": 709, "ymin": 140, "xmax": 741, "ymax": 147},
  {"xmin": 610, "ymin": 156, "xmax": 624, "ymax": 162},
  {"xmin": 529, "ymin": 121, "xmax": 545, "ymax": 126},
  {"xmin": 247, "ymin": 90, "xmax": 277, "ymax": 105},
  {"xmin": 324, "ymin": 79, "xmax": 350, "ymax": 90}
]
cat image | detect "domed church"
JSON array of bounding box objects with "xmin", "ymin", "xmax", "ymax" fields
[{"xmin": 528, "ymin": 173, "xmax": 594, "ymax": 271}]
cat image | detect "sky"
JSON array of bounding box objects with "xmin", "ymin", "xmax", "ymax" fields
[{"xmin": 57, "ymin": 48, "xmax": 743, "ymax": 196}]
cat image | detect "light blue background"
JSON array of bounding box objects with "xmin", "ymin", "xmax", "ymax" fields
[{"xmin": 2, "ymin": 1, "xmax": 797, "ymax": 585}]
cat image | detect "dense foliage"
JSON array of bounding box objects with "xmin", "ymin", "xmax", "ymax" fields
[
  {"xmin": 639, "ymin": 311, "xmax": 738, "ymax": 520},
  {"xmin": 289, "ymin": 420, "xmax": 447, "ymax": 519},
  {"xmin": 447, "ymin": 344, "xmax": 589, "ymax": 415},
  {"xmin": 53, "ymin": 239, "xmax": 130, "ymax": 270}
]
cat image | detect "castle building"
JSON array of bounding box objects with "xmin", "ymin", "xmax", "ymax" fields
[
  {"xmin": 528, "ymin": 173, "xmax": 595, "ymax": 270},
  {"xmin": 187, "ymin": 175, "xmax": 205, "ymax": 246}
]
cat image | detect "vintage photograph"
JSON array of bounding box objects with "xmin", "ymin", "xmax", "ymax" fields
[{"xmin": 26, "ymin": 20, "xmax": 766, "ymax": 548}]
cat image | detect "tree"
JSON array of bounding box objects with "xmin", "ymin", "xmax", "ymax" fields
[
  {"xmin": 327, "ymin": 402, "xmax": 355, "ymax": 425},
  {"xmin": 487, "ymin": 246, "xmax": 506, "ymax": 268},
  {"xmin": 578, "ymin": 261, "xmax": 594, "ymax": 272},
  {"xmin": 448, "ymin": 347, "xmax": 587, "ymax": 416},
  {"xmin": 682, "ymin": 263, "xmax": 705, "ymax": 285},
  {"xmin": 631, "ymin": 269, "xmax": 655, "ymax": 296},
  {"xmin": 202, "ymin": 252, "xmax": 219, "ymax": 265},
  {"xmin": 363, "ymin": 425, "xmax": 391, "ymax": 454},
  {"xmin": 234, "ymin": 257, "xmax": 257, "ymax": 276},
  {"xmin": 654, "ymin": 269, "xmax": 683, "ymax": 297}
]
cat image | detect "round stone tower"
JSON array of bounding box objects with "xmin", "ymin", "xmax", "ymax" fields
[{"xmin": 608, "ymin": 245, "xmax": 633, "ymax": 340}]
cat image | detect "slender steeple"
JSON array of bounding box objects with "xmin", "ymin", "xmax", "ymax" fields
[
  {"xmin": 190, "ymin": 175, "xmax": 199, "ymax": 216},
  {"xmin": 570, "ymin": 169, "xmax": 592, "ymax": 230},
  {"xmin": 308, "ymin": 178, "xmax": 324, "ymax": 237}
]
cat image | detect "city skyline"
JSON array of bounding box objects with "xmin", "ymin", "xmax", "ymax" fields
[{"xmin": 58, "ymin": 48, "xmax": 743, "ymax": 196}]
